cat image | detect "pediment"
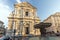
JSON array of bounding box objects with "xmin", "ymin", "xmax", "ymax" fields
[{"xmin": 14, "ymin": 2, "xmax": 36, "ymax": 9}]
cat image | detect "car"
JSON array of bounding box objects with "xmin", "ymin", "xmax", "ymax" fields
[{"xmin": 0, "ymin": 36, "xmax": 11, "ymax": 40}]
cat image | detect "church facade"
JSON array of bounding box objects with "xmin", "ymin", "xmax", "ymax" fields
[{"xmin": 7, "ymin": 2, "xmax": 40, "ymax": 36}]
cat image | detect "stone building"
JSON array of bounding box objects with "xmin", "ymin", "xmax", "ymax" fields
[
  {"xmin": 0, "ymin": 20, "xmax": 5, "ymax": 37},
  {"xmin": 43, "ymin": 12, "xmax": 60, "ymax": 33},
  {"xmin": 7, "ymin": 2, "xmax": 40, "ymax": 36}
]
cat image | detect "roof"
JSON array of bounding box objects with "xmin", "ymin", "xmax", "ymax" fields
[{"xmin": 53, "ymin": 12, "xmax": 60, "ymax": 16}]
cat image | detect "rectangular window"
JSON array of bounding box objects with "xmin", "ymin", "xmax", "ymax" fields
[{"xmin": 26, "ymin": 12, "xmax": 29, "ymax": 16}]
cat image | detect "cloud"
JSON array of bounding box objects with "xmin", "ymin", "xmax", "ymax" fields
[
  {"xmin": 0, "ymin": 2, "xmax": 11, "ymax": 27},
  {"xmin": 16, "ymin": 0, "xmax": 21, "ymax": 3}
]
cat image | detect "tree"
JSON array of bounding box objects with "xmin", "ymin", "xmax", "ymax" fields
[{"xmin": 34, "ymin": 22, "xmax": 52, "ymax": 36}]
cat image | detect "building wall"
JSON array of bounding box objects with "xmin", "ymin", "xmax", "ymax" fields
[
  {"xmin": 0, "ymin": 21, "xmax": 5, "ymax": 37},
  {"xmin": 44, "ymin": 12, "xmax": 60, "ymax": 33},
  {"xmin": 7, "ymin": 2, "xmax": 41, "ymax": 36}
]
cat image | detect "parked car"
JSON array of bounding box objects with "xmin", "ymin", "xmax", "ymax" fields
[{"xmin": 0, "ymin": 36, "xmax": 11, "ymax": 40}]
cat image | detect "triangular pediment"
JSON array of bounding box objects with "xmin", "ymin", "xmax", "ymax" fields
[{"xmin": 14, "ymin": 2, "xmax": 36, "ymax": 9}]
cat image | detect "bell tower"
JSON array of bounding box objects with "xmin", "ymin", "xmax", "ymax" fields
[{"xmin": 7, "ymin": 2, "xmax": 41, "ymax": 36}]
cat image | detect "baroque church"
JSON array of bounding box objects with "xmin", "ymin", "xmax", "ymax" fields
[{"xmin": 7, "ymin": 2, "xmax": 41, "ymax": 36}]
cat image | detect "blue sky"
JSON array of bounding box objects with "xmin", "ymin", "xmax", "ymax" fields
[{"xmin": 0, "ymin": 0, "xmax": 60, "ymax": 27}]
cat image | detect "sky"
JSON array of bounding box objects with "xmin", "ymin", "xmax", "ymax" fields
[{"xmin": 0, "ymin": 0, "xmax": 60, "ymax": 27}]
